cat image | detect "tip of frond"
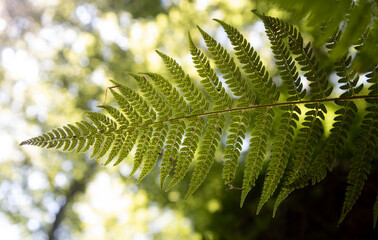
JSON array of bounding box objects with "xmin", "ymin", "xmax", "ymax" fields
[
  {"xmin": 196, "ymin": 25, "xmax": 205, "ymax": 34},
  {"xmin": 136, "ymin": 173, "xmax": 147, "ymax": 184},
  {"xmin": 272, "ymin": 207, "xmax": 277, "ymax": 218},
  {"xmin": 187, "ymin": 31, "xmax": 194, "ymax": 44},
  {"xmin": 184, "ymin": 190, "xmax": 194, "ymax": 201},
  {"xmin": 256, "ymin": 203, "xmax": 263, "ymax": 215},
  {"xmin": 240, "ymin": 194, "xmax": 247, "ymax": 208},
  {"xmin": 251, "ymin": 9, "xmax": 263, "ymax": 18},
  {"xmin": 19, "ymin": 141, "xmax": 28, "ymax": 146},
  {"xmin": 155, "ymin": 50, "xmax": 165, "ymax": 57},
  {"xmin": 127, "ymin": 72, "xmax": 140, "ymax": 80},
  {"xmin": 128, "ymin": 169, "xmax": 137, "ymax": 178},
  {"xmin": 338, "ymin": 213, "xmax": 347, "ymax": 227},
  {"xmin": 164, "ymin": 181, "xmax": 176, "ymax": 192},
  {"xmin": 240, "ymin": 186, "xmax": 251, "ymax": 208},
  {"xmin": 159, "ymin": 180, "xmax": 165, "ymax": 190}
]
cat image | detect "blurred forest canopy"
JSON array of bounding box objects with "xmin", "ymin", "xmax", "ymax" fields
[{"xmin": 1, "ymin": 0, "xmax": 377, "ymax": 240}]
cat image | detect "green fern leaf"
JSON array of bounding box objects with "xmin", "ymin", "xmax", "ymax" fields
[
  {"xmin": 19, "ymin": 14, "xmax": 378, "ymax": 225},
  {"xmin": 185, "ymin": 114, "xmax": 225, "ymax": 200},
  {"xmin": 159, "ymin": 120, "xmax": 186, "ymax": 188},
  {"xmin": 110, "ymin": 83, "xmax": 155, "ymax": 123},
  {"xmin": 139, "ymin": 73, "xmax": 189, "ymax": 188},
  {"xmin": 103, "ymin": 133, "xmax": 124, "ymax": 166},
  {"xmin": 256, "ymin": 13, "xmax": 305, "ymax": 212},
  {"xmin": 273, "ymin": 187, "xmax": 292, "ymax": 218},
  {"xmin": 222, "ymin": 111, "xmax": 249, "ymax": 187},
  {"xmin": 197, "ymin": 26, "xmax": 254, "ymax": 107},
  {"xmin": 305, "ymin": 47, "xmax": 361, "ymax": 184},
  {"xmin": 166, "ymin": 117, "xmax": 205, "ymax": 191},
  {"xmin": 90, "ymin": 135, "xmax": 105, "ymax": 158},
  {"xmin": 339, "ymin": 68, "xmax": 378, "ymax": 224},
  {"xmin": 241, "ymin": 107, "xmax": 275, "ymax": 207},
  {"xmin": 129, "ymin": 127, "xmax": 152, "ymax": 177},
  {"xmin": 129, "ymin": 73, "xmax": 172, "ymax": 120},
  {"xmin": 109, "ymin": 89, "xmax": 142, "ymax": 125},
  {"xmin": 188, "ymin": 31, "xmax": 232, "ymax": 110},
  {"xmin": 113, "ymin": 129, "xmax": 138, "ymax": 166},
  {"xmin": 214, "ymin": 18, "xmax": 279, "ymax": 103},
  {"xmin": 98, "ymin": 105, "xmax": 129, "ymax": 128},
  {"xmin": 196, "ymin": 26, "xmax": 259, "ymax": 191},
  {"xmin": 257, "ymin": 106, "xmax": 299, "ymax": 213},
  {"xmin": 80, "ymin": 121, "xmax": 97, "ymax": 152},
  {"xmin": 156, "ymin": 50, "xmax": 209, "ymax": 114},
  {"xmin": 137, "ymin": 123, "xmax": 168, "ymax": 183},
  {"xmin": 126, "ymin": 73, "xmax": 172, "ymax": 181},
  {"xmin": 144, "ymin": 73, "xmax": 190, "ymax": 117},
  {"xmin": 256, "ymin": 12, "xmax": 332, "ymax": 99}
]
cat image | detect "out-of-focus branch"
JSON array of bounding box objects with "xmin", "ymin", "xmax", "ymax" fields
[{"xmin": 48, "ymin": 160, "xmax": 97, "ymax": 240}]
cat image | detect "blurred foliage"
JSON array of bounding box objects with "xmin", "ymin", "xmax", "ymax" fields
[
  {"xmin": 0, "ymin": 0, "xmax": 377, "ymax": 239},
  {"xmin": 259, "ymin": 0, "xmax": 377, "ymax": 72}
]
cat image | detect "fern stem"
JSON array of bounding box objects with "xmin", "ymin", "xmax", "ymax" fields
[
  {"xmin": 63, "ymin": 94, "xmax": 376, "ymax": 136},
  {"xmin": 20, "ymin": 94, "xmax": 378, "ymax": 147}
]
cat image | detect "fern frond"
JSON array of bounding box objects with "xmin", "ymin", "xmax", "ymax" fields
[
  {"xmin": 105, "ymin": 86, "xmax": 152, "ymax": 169},
  {"xmin": 273, "ymin": 186, "xmax": 292, "ymax": 217},
  {"xmin": 129, "ymin": 73, "xmax": 172, "ymax": 120},
  {"xmin": 80, "ymin": 121, "xmax": 98, "ymax": 152},
  {"xmin": 84, "ymin": 112, "xmax": 118, "ymax": 160},
  {"xmin": 144, "ymin": 73, "xmax": 190, "ymax": 117},
  {"xmin": 304, "ymin": 50, "xmax": 361, "ymax": 185},
  {"xmin": 109, "ymin": 83, "xmax": 155, "ymax": 123},
  {"xmin": 256, "ymin": 12, "xmax": 333, "ymax": 99},
  {"xmin": 258, "ymin": 15, "xmax": 305, "ymax": 101},
  {"xmin": 214, "ymin": 19, "xmax": 279, "ymax": 103},
  {"xmin": 86, "ymin": 107, "xmax": 129, "ymax": 165},
  {"xmin": 188, "ymin": 32, "xmax": 232, "ymax": 110},
  {"xmin": 197, "ymin": 26, "xmax": 255, "ymax": 107},
  {"xmin": 339, "ymin": 67, "xmax": 378, "ymax": 224},
  {"xmin": 113, "ymin": 129, "xmax": 138, "ymax": 166},
  {"xmin": 222, "ymin": 111, "xmax": 249, "ymax": 187},
  {"xmin": 123, "ymin": 73, "xmax": 172, "ymax": 181},
  {"xmin": 97, "ymin": 105, "xmax": 129, "ymax": 128},
  {"xmin": 21, "ymin": 123, "xmax": 82, "ymax": 150},
  {"xmin": 186, "ymin": 31, "xmax": 235, "ymax": 193},
  {"xmin": 156, "ymin": 50, "xmax": 209, "ymax": 114},
  {"xmin": 241, "ymin": 107, "xmax": 275, "ymax": 207},
  {"xmin": 185, "ymin": 114, "xmax": 225, "ymax": 199},
  {"xmin": 20, "ymin": 14, "xmax": 378, "ymax": 226},
  {"xmin": 137, "ymin": 123, "xmax": 168, "ymax": 183},
  {"xmin": 74, "ymin": 121, "xmax": 92, "ymax": 152},
  {"xmin": 109, "ymin": 88, "xmax": 142, "ymax": 125},
  {"xmin": 132, "ymin": 73, "xmax": 186, "ymax": 187},
  {"xmin": 256, "ymin": 13, "xmax": 333, "ymax": 212},
  {"xmin": 86, "ymin": 111, "xmax": 117, "ymax": 132},
  {"xmin": 196, "ymin": 26, "xmax": 261, "ymax": 192},
  {"xmin": 289, "ymin": 109, "xmax": 324, "ymax": 184},
  {"xmin": 90, "ymin": 135, "xmax": 105, "ymax": 159},
  {"xmin": 129, "ymin": 127, "xmax": 152, "ymax": 176},
  {"xmin": 257, "ymin": 106, "xmax": 299, "ymax": 213},
  {"xmin": 255, "ymin": 12, "xmax": 305, "ymax": 212},
  {"xmin": 166, "ymin": 117, "xmax": 205, "ymax": 191},
  {"xmin": 140, "ymin": 73, "xmax": 188, "ymax": 187},
  {"xmin": 272, "ymin": 107, "xmax": 324, "ymax": 212},
  {"xmin": 159, "ymin": 120, "xmax": 186, "ymax": 188}
]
